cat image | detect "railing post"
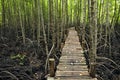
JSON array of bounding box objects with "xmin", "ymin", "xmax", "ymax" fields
[
  {"xmin": 49, "ymin": 58, "xmax": 55, "ymax": 77},
  {"xmin": 89, "ymin": 62, "xmax": 96, "ymax": 78},
  {"xmin": 47, "ymin": 58, "xmax": 55, "ymax": 80}
]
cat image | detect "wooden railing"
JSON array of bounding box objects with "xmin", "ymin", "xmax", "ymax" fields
[{"xmin": 47, "ymin": 58, "xmax": 55, "ymax": 80}]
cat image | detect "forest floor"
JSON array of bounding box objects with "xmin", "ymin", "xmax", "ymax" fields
[
  {"xmin": 95, "ymin": 25, "xmax": 120, "ymax": 80},
  {"xmin": 0, "ymin": 27, "xmax": 63, "ymax": 80},
  {"xmin": 0, "ymin": 26, "xmax": 120, "ymax": 80},
  {"xmin": 0, "ymin": 37, "xmax": 47, "ymax": 80},
  {"xmin": 78, "ymin": 25, "xmax": 120, "ymax": 80}
]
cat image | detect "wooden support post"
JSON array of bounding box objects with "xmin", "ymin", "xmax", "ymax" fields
[
  {"xmin": 47, "ymin": 58, "xmax": 55, "ymax": 80},
  {"xmin": 49, "ymin": 58, "xmax": 55, "ymax": 77},
  {"xmin": 89, "ymin": 62, "xmax": 96, "ymax": 78}
]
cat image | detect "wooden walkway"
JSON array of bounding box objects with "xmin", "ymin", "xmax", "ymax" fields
[{"xmin": 55, "ymin": 27, "xmax": 97, "ymax": 80}]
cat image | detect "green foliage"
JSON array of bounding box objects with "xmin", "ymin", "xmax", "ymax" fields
[
  {"xmin": 10, "ymin": 53, "xmax": 26, "ymax": 65},
  {"xmin": 11, "ymin": 54, "xmax": 26, "ymax": 60},
  {"xmin": 0, "ymin": 0, "xmax": 120, "ymax": 25}
]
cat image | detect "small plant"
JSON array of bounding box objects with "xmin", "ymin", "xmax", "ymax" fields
[{"xmin": 10, "ymin": 53, "xmax": 26, "ymax": 65}]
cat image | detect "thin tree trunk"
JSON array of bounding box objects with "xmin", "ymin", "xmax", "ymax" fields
[
  {"xmin": 82, "ymin": 0, "xmax": 86, "ymax": 49},
  {"xmin": 18, "ymin": 1, "xmax": 26, "ymax": 45},
  {"xmin": 36, "ymin": 0, "xmax": 41, "ymax": 46},
  {"xmin": 89, "ymin": 0, "xmax": 97, "ymax": 78}
]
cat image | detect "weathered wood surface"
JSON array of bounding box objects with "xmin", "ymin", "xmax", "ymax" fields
[
  {"xmin": 49, "ymin": 58, "xmax": 55, "ymax": 77},
  {"xmin": 55, "ymin": 27, "xmax": 97, "ymax": 80}
]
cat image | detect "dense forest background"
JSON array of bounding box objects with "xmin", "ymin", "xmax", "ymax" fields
[{"xmin": 0, "ymin": 0, "xmax": 120, "ymax": 80}]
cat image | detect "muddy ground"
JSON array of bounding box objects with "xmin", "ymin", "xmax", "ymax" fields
[
  {"xmin": 0, "ymin": 25, "xmax": 120, "ymax": 80},
  {"xmin": 0, "ymin": 27, "xmax": 64, "ymax": 80}
]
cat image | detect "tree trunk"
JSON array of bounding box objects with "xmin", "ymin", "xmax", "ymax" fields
[{"xmin": 89, "ymin": 0, "xmax": 97, "ymax": 78}]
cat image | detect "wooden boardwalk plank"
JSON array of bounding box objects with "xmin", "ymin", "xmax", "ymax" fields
[
  {"xmin": 60, "ymin": 55, "xmax": 84, "ymax": 59},
  {"xmin": 55, "ymin": 76, "xmax": 97, "ymax": 79},
  {"xmin": 58, "ymin": 62, "xmax": 86, "ymax": 65},
  {"xmin": 55, "ymin": 27, "xmax": 97, "ymax": 80},
  {"xmin": 56, "ymin": 71, "xmax": 89, "ymax": 76},
  {"xmin": 59, "ymin": 58, "xmax": 86, "ymax": 63},
  {"xmin": 61, "ymin": 52, "xmax": 84, "ymax": 56},
  {"xmin": 55, "ymin": 77, "xmax": 97, "ymax": 80},
  {"xmin": 57, "ymin": 65, "xmax": 88, "ymax": 71}
]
